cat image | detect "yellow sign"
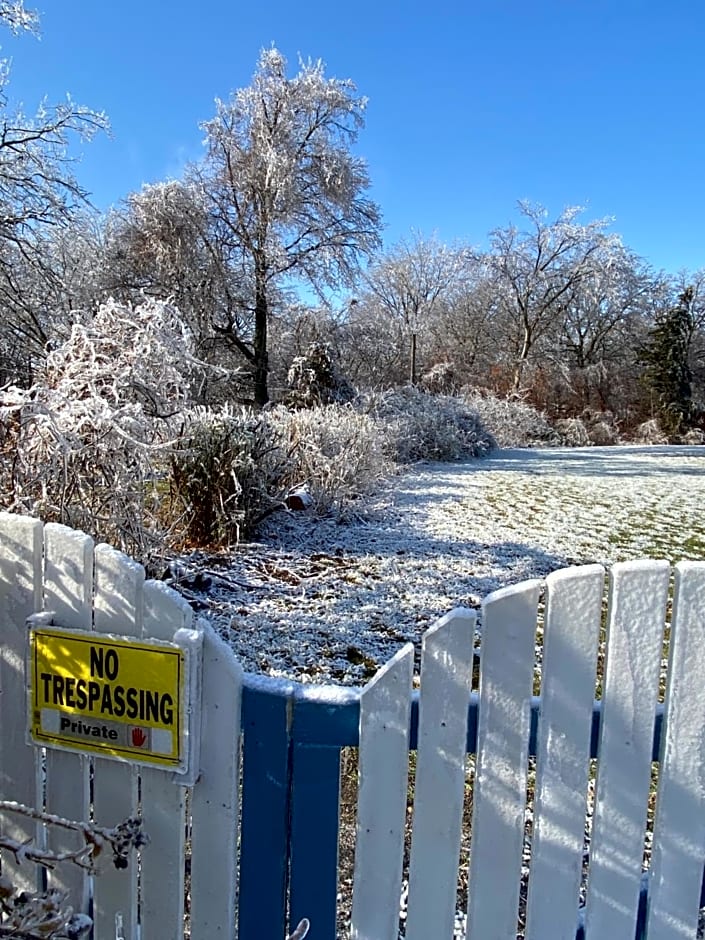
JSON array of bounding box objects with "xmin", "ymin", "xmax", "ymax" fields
[{"xmin": 28, "ymin": 628, "xmax": 187, "ymax": 770}]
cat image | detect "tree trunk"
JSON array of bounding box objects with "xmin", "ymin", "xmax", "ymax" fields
[
  {"xmin": 253, "ymin": 265, "xmax": 269, "ymax": 406},
  {"xmin": 512, "ymin": 325, "xmax": 532, "ymax": 391},
  {"xmin": 409, "ymin": 332, "xmax": 417, "ymax": 386}
]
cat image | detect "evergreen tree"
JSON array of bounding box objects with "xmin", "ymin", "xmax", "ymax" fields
[{"xmin": 640, "ymin": 287, "xmax": 695, "ymax": 435}]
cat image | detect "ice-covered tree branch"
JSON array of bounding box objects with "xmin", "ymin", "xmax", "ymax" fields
[
  {"xmin": 0, "ymin": 803, "xmax": 146, "ymax": 939},
  {"xmin": 0, "ymin": 801, "xmax": 147, "ymax": 871},
  {"xmin": 0, "ymin": 0, "xmax": 38, "ymax": 34}
]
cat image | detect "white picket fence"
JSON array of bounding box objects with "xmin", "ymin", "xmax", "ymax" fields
[
  {"xmin": 351, "ymin": 560, "xmax": 705, "ymax": 940},
  {"xmin": 2, "ymin": 511, "xmax": 705, "ymax": 939},
  {"xmin": 0, "ymin": 513, "xmax": 242, "ymax": 940}
]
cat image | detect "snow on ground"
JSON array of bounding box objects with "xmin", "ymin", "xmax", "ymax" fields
[{"xmin": 175, "ymin": 445, "xmax": 705, "ymax": 685}]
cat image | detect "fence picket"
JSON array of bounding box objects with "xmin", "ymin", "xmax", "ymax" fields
[
  {"xmin": 238, "ymin": 680, "xmax": 293, "ymax": 940},
  {"xmin": 288, "ymin": 735, "xmax": 342, "ymax": 936},
  {"xmin": 189, "ymin": 625, "xmax": 242, "ymax": 937},
  {"xmin": 405, "ymin": 608, "xmax": 476, "ymax": 940},
  {"xmin": 466, "ymin": 579, "xmax": 542, "ymax": 940},
  {"xmin": 351, "ymin": 643, "xmax": 414, "ymax": 940},
  {"xmin": 646, "ymin": 561, "xmax": 705, "ymax": 940},
  {"xmin": 91, "ymin": 543, "xmax": 143, "ymax": 940},
  {"xmin": 139, "ymin": 580, "xmax": 193, "ymax": 940},
  {"xmin": 0, "ymin": 512, "xmax": 43, "ymax": 893},
  {"xmin": 41, "ymin": 523, "xmax": 93, "ymax": 910},
  {"xmin": 584, "ymin": 560, "xmax": 670, "ymax": 938},
  {"xmin": 525, "ymin": 564, "xmax": 604, "ymax": 940}
]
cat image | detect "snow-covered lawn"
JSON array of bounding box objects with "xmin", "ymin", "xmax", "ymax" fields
[{"xmin": 179, "ymin": 444, "xmax": 705, "ymax": 685}]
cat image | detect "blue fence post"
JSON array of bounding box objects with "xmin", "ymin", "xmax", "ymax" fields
[
  {"xmin": 288, "ymin": 687, "xmax": 360, "ymax": 939},
  {"xmin": 238, "ymin": 678, "xmax": 295, "ymax": 940}
]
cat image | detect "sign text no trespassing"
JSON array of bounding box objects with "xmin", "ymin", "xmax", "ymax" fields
[{"xmin": 28, "ymin": 627, "xmax": 190, "ymax": 770}]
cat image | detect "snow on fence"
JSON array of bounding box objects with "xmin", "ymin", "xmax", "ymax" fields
[{"xmin": 2, "ymin": 512, "xmax": 705, "ymax": 939}]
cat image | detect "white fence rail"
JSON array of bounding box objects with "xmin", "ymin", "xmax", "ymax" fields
[{"xmin": 2, "ymin": 512, "xmax": 705, "ymax": 939}]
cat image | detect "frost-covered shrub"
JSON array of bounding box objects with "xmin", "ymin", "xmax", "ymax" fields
[
  {"xmin": 1, "ymin": 388, "xmax": 171, "ymax": 556},
  {"xmin": 555, "ymin": 412, "xmax": 622, "ymax": 447},
  {"xmin": 586, "ymin": 419, "xmax": 619, "ymax": 445},
  {"xmin": 554, "ymin": 417, "xmax": 591, "ymax": 447},
  {"xmin": 364, "ymin": 387, "xmax": 495, "ymax": 463},
  {"xmin": 419, "ymin": 362, "xmax": 457, "ymax": 395},
  {"xmin": 583, "ymin": 411, "xmax": 620, "ymax": 446},
  {"xmin": 0, "ymin": 299, "xmax": 196, "ymax": 564},
  {"xmin": 0, "ymin": 803, "xmax": 144, "ymax": 940},
  {"xmin": 634, "ymin": 418, "xmax": 669, "ymax": 445},
  {"xmin": 267, "ymin": 404, "xmax": 390, "ymax": 515},
  {"xmin": 285, "ymin": 342, "xmax": 355, "ymax": 408},
  {"xmin": 47, "ymin": 298, "xmax": 199, "ymax": 414},
  {"xmin": 171, "ymin": 402, "xmax": 389, "ymax": 537},
  {"xmin": 682, "ymin": 427, "xmax": 705, "ymax": 445},
  {"xmin": 170, "ymin": 405, "xmax": 285, "ymax": 544},
  {"xmin": 461, "ymin": 389, "xmax": 558, "ymax": 448},
  {"xmin": 577, "ymin": 409, "xmax": 620, "ymax": 445}
]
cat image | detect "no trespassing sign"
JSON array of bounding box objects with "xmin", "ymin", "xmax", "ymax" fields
[{"xmin": 27, "ymin": 626, "xmax": 200, "ymax": 774}]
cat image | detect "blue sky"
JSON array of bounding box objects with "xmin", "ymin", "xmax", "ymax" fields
[{"xmin": 3, "ymin": 0, "xmax": 704, "ymax": 275}]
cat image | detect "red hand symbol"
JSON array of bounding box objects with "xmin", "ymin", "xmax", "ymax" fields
[{"xmin": 131, "ymin": 727, "xmax": 147, "ymax": 747}]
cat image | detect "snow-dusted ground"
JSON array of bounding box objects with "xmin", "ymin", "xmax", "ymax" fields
[{"xmin": 177, "ymin": 445, "xmax": 705, "ymax": 685}]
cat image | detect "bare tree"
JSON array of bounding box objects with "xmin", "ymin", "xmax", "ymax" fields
[
  {"xmin": 0, "ymin": 0, "xmax": 108, "ymax": 384},
  {"xmin": 103, "ymin": 180, "xmax": 253, "ymax": 400},
  {"xmin": 189, "ymin": 47, "xmax": 381, "ymax": 404},
  {"xmin": 338, "ymin": 295, "xmax": 411, "ymax": 388},
  {"xmin": 425, "ymin": 254, "xmax": 502, "ymax": 386},
  {"xmin": 0, "ymin": 1, "xmax": 37, "ymax": 35},
  {"xmin": 551, "ymin": 248, "xmax": 665, "ymax": 414},
  {"xmin": 0, "ymin": 214, "xmax": 108, "ymax": 378},
  {"xmin": 361, "ymin": 234, "xmax": 466, "ymax": 384},
  {"xmin": 0, "ymin": 97, "xmax": 106, "ymax": 242},
  {"xmin": 0, "ymin": 0, "xmax": 108, "ymax": 244},
  {"xmin": 486, "ymin": 203, "xmax": 620, "ymax": 390}
]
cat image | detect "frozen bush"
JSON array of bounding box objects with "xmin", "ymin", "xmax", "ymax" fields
[
  {"xmin": 46, "ymin": 297, "xmax": 201, "ymax": 415},
  {"xmin": 0, "ymin": 298, "xmax": 197, "ymax": 564},
  {"xmin": 460, "ymin": 388, "xmax": 558, "ymax": 448},
  {"xmin": 682, "ymin": 428, "xmax": 705, "ymax": 445},
  {"xmin": 285, "ymin": 341, "xmax": 355, "ymax": 408},
  {"xmin": 171, "ymin": 402, "xmax": 390, "ymax": 537},
  {"xmin": 171, "ymin": 405, "xmax": 286, "ymax": 544},
  {"xmin": 634, "ymin": 418, "xmax": 669, "ymax": 445},
  {"xmin": 554, "ymin": 417, "xmax": 591, "ymax": 447},
  {"xmin": 419, "ymin": 362, "xmax": 457, "ymax": 395},
  {"xmin": 555, "ymin": 414, "xmax": 621, "ymax": 447},
  {"xmin": 0, "ymin": 388, "xmax": 173, "ymax": 559},
  {"xmin": 577, "ymin": 409, "xmax": 620, "ymax": 445},
  {"xmin": 0, "ymin": 803, "xmax": 144, "ymax": 940},
  {"xmin": 586, "ymin": 419, "xmax": 619, "ymax": 445},
  {"xmin": 363, "ymin": 387, "xmax": 495, "ymax": 463},
  {"xmin": 267, "ymin": 404, "xmax": 391, "ymax": 515}
]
